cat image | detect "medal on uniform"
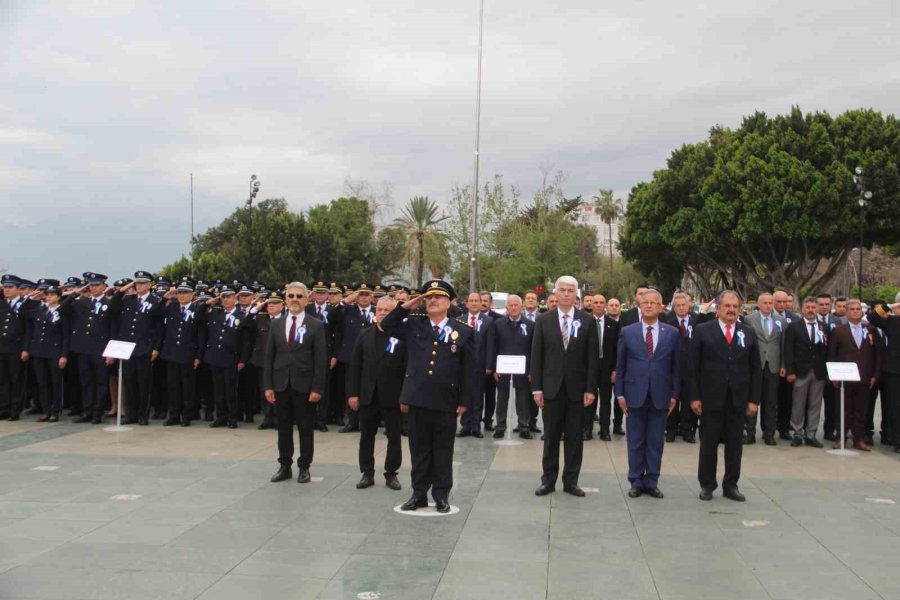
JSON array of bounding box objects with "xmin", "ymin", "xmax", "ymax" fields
[
  {"xmin": 736, "ymin": 330, "xmax": 746, "ymax": 348},
  {"xmin": 439, "ymin": 325, "xmax": 453, "ymax": 342},
  {"xmin": 386, "ymin": 337, "xmax": 399, "ymax": 353},
  {"xmin": 571, "ymin": 319, "xmax": 581, "ymax": 339},
  {"xmin": 296, "ymin": 325, "xmax": 306, "ymax": 345},
  {"xmin": 451, "ymin": 330, "xmax": 459, "ymax": 341}
]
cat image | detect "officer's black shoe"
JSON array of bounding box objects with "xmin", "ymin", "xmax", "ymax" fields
[
  {"xmin": 209, "ymin": 420, "xmax": 226, "ymax": 428},
  {"xmin": 492, "ymin": 430, "xmax": 505, "ymax": 439},
  {"xmin": 400, "ymin": 495, "xmax": 428, "ymax": 511},
  {"xmin": 484, "ymin": 423, "xmax": 494, "ymax": 432},
  {"xmin": 519, "ymin": 430, "xmax": 533, "ymax": 440},
  {"xmin": 613, "ymin": 426, "xmax": 625, "ymax": 436},
  {"xmin": 385, "ymin": 474, "xmax": 401, "ymax": 490},
  {"xmin": 270, "ymin": 466, "xmax": 292, "ymax": 483},
  {"xmin": 699, "ymin": 488, "xmax": 714, "ymax": 501},
  {"xmin": 138, "ymin": 416, "xmax": 149, "ymax": 426},
  {"xmin": 512, "ymin": 426, "xmax": 522, "ymax": 433},
  {"xmin": 563, "ymin": 486, "xmax": 585, "ymax": 497},
  {"xmin": 456, "ymin": 429, "xmax": 471, "ymax": 438},
  {"xmin": 339, "ymin": 424, "xmax": 356, "ymax": 433},
  {"xmin": 471, "ymin": 430, "xmax": 484, "ymax": 439},
  {"xmin": 645, "ymin": 487, "xmax": 664, "ymax": 499},
  {"xmin": 91, "ymin": 415, "xmax": 103, "ymax": 424},
  {"xmin": 204, "ymin": 411, "xmax": 214, "ymax": 422},
  {"xmin": 779, "ymin": 430, "xmax": 791, "ymax": 440},
  {"xmin": 790, "ymin": 435, "xmax": 803, "ymax": 447},
  {"xmin": 258, "ymin": 421, "xmax": 275, "ymax": 430},
  {"xmin": 534, "ymin": 483, "xmax": 555, "ymax": 496},
  {"xmin": 356, "ymin": 474, "xmax": 375, "ymax": 489},
  {"xmin": 599, "ymin": 432, "xmax": 612, "ymax": 441},
  {"xmin": 823, "ymin": 431, "xmax": 836, "ymax": 442},
  {"xmin": 763, "ymin": 433, "xmax": 776, "ymax": 446},
  {"xmin": 529, "ymin": 424, "xmax": 542, "ymax": 433},
  {"xmin": 723, "ymin": 486, "xmax": 746, "ymax": 502},
  {"xmin": 682, "ymin": 431, "xmax": 696, "ymax": 443},
  {"xmin": 628, "ymin": 486, "xmax": 643, "ymax": 498},
  {"xmin": 297, "ymin": 468, "xmax": 311, "ymax": 483},
  {"xmin": 435, "ymin": 499, "xmax": 450, "ymax": 513},
  {"xmin": 583, "ymin": 431, "xmax": 592, "ymax": 441},
  {"xmin": 180, "ymin": 418, "xmax": 191, "ymax": 427},
  {"xmin": 743, "ymin": 433, "xmax": 756, "ymax": 445},
  {"xmin": 163, "ymin": 417, "xmax": 180, "ymax": 426},
  {"xmin": 665, "ymin": 432, "xmax": 676, "ymax": 443},
  {"xmin": 227, "ymin": 421, "xmax": 238, "ymax": 429},
  {"xmin": 804, "ymin": 437, "xmax": 823, "ymax": 449}
]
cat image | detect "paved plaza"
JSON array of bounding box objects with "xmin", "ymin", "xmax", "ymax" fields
[{"xmin": 0, "ymin": 414, "xmax": 899, "ymax": 600}]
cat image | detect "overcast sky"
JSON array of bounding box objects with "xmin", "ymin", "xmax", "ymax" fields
[{"xmin": 2, "ymin": 0, "xmax": 898, "ymax": 280}]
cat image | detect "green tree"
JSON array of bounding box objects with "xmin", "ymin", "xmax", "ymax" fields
[
  {"xmin": 389, "ymin": 196, "xmax": 449, "ymax": 288},
  {"xmin": 620, "ymin": 107, "xmax": 900, "ymax": 296},
  {"xmin": 592, "ymin": 189, "xmax": 624, "ymax": 291}
]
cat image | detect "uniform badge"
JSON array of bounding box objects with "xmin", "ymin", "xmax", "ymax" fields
[
  {"xmin": 451, "ymin": 344, "xmax": 458, "ymax": 353},
  {"xmin": 451, "ymin": 330, "xmax": 459, "ymax": 341}
]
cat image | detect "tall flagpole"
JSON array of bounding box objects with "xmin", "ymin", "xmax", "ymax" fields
[
  {"xmin": 190, "ymin": 173, "xmax": 195, "ymax": 277},
  {"xmin": 469, "ymin": 0, "xmax": 484, "ymax": 293}
]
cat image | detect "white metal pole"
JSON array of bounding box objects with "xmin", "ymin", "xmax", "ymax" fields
[
  {"xmin": 839, "ymin": 381, "xmax": 846, "ymax": 450},
  {"xmin": 117, "ymin": 361, "xmax": 124, "ymax": 430}
]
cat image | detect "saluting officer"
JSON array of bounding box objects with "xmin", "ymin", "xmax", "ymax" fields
[
  {"xmin": 380, "ymin": 280, "xmax": 475, "ymax": 513},
  {"xmin": 23, "ymin": 284, "xmax": 68, "ymax": 422},
  {"xmin": 201, "ymin": 285, "xmax": 247, "ymax": 429},
  {"xmin": 108, "ymin": 271, "xmax": 165, "ymax": 426},
  {"xmin": 306, "ymin": 281, "xmax": 341, "ymax": 431},
  {"xmin": 347, "ymin": 295, "xmax": 407, "ymax": 491},
  {"xmin": 243, "ymin": 290, "xmax": 286, "ymax": 430},
  {"xmin": 0, "ymin": 275, "xmax": 38, "ymax": 420},
  {"xmin": 60, "ymin": 273, "xmax": 115, "ymax": 424},
  {"xmin": 334, "ymin": 283, "xmax": 375, "ymax": 433},
  {"xmin": 159, "ymin": 276, "xmax": 207, "ymax": 426}
]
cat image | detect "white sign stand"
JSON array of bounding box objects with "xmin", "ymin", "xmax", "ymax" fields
[
  {"xmin": 102, "ymin": 340, "xmax": 136, "ymax": 433},
  {"xmin": 495, "ymin": 355, "xmax": 526, "ymax": 446},
  {"xmin": 825, "ymin": 362, "xmax": 861, "ymax": 457}
]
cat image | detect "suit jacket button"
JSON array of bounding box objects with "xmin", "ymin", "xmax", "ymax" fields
[
  {"xmin": 433, "ymin": 342, "xmax": 438, "ymax": 346},
  {"xmin": 432, "ymin": 351, "xmax": 436, "ymax": 356},
  {"xmin": 428, "ymin": 371, "xmax": 433, "ymax": 375},
  {"xmin": 429, "ymin": 361, "xmax": 434, "ymax": 365}
]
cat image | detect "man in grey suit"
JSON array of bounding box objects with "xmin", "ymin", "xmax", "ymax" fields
[
  {"xmin": 743, "ymin": 293, "xmax": 786, "ymax": 445},
  {"xmin": 264, "ymin": 282, "xmax": 328, "ymax": 484}
]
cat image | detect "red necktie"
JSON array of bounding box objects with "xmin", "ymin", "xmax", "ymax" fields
[
  {"xmin": 470, "ymin": 316, "xmax": 476, "ymax": 329},
  {"xmin": 680, "ymin": 319, "xmax": 686, "ymax": 336},
  {"xmin": 645, "ymin": 326, "xmax": 654, "ymax": 359},
  {"xmin": 725, "ymin": 323, "xmax": 733, "ymax": 344},
  {"xmin": 288, "ymin": 316, "xmax": 297, "ymax": 348}
]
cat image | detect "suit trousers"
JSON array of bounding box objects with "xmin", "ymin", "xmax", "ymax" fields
[
  {"xmin": 838, "ymin": 382, "xmax": 869, "ymax": 442},
  {"xmin": 165, "ymin": 361, "xmax": 196, "ymax": 419},
  {"xmin": 123, "ymin": 356, "xmax": 153, "ymax": 420},
  {"xmin": 626, "ymin": 397, "xmax": 668, "ymax": 489},
  {"xmin": 254, "ymin": 364, "xmax": 275, "ymax": 425},
  {"xmin": 334, "ymin": 361, "xmax": 358, "ymax": 428},
  {"xmin": 210, "ymin": 365, "xmax": 239, "ymax": 424},
  {"xmin": 407, "ymin": 405, "xmax": 456, "ymax": 501},
  {"xmin": 63, "ymin": 354, "xmax": 81, "ymax": 413},
  {"xmin": 0, "ymin": 353, "xmax": 26, "ymax": 416},
  {"xmin": 275, "ymin": 388, "xmax": 316, "ymax": 468},
  {"xmin": 32, "ymin": 357, "xmax": 62, "ymax": 417},
  {"xmin": 314, "ymin": 362, "xmax": 331, "ymax": 427},
  {"xmin": 77, "ymin": 353, "xmax": 109, "ymax": 418},
  {"xmin": 587, "ymin": 379, "xmax": 613, "ymax": 434},
  {"xmin": 541, "ymin": 383, "xmax": 583, "ymax": 488},
  {"xmin": 462, "ymin": 375, "xmax": 486, "ymax": 432},
  {"xmin": 790, "ymin": 372, "xmax": 824, "ymax": 438},
  {"xmin": 495, "ymin": 376, "xmax": 530, "ymax": 431},
  {"xmin": 482, "ymin": 374, "xmax": 497, "ymax": 427},
  {"xmin": 666, "ymin": 380, "xmax": 696, "ymax": 436},
  {"xmin": 885, "ymin": 372, "xmax": 900, "ymax": 444},
  {"xmin": 529, "ymin": 396, "xmax": 540, "ymax": 428},
  {"xmin": 823, "ymin": 382, "xmax": 837, "ymax": 437},
  {"xmin": 698, "ymin": 391, "xmax": 744, "ymax": 490},
  {"xmin": 777, "ymin": 377, "xmax": 793, "ymax": 434},
  {"xmin": 864, "ymin": 381, "xmax": 885, "ymax": 440},
  {"xmin": 327, "ymin": 362, "xmax": 344, "ymax": 425},
  {"xmin": 358, "ymin": 397, "xmax": 402, "ymax": 476},
  {"xmin": 745, "ymin": 366, "xmax": 779, "ymax": 436},
  {"xmin": 238, "ymin": 364, "xmax": 258, "ymax": 419}
]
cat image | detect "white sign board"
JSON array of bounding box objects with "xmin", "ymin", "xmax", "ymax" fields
[
  {"xmin": 826, "ymin": 362, "xmax": 861, "ymax": 382},
  {"xmin": 102, "ymin": 340, "xmax": 136, "ymax": 361},
  {"xmin": 496, "ymin": 355, "xmax": 527, "ymax": 375}
]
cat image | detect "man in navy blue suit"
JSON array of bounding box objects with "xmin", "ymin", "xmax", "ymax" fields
[{"xmin": 615, "ymin": 288, "xmax": 680, "ymax": 499}]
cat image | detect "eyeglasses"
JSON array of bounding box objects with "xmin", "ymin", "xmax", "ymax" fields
[{"xmin": 286, "ymin": 294, "xmax": 304, "ymax": 299}]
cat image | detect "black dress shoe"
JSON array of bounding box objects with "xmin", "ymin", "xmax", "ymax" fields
[
  {"xmin": 682, "ymin": 432, "xmax": 696, "ymax": 443},
  {"xmin": 48, "ymin": 416, "xmax": 58, "ymax": 423},
  {"xmin": 519, "ymin": 430, "xmax": 533, "ymax": 440},
  {"xmin": 471, "ymin": 430, "xmax": 484, "ymax": 439},
  {"xmin": 779, "ymin": 430, "xmax": 792, "ymax": 440},
  {"xmin": 297, "ymin": 468, "xmax": 311, "ymax": 483},
  {"xmin": 665, "ymin": 432, "xmax": 676, "ymax": 443},
  {"xmin": 73, "ymin": 415, "xmax": 92, "ymax": 423},
  {"xmin": 356, "ymin": 474, "xmax": 375, "ymax": 489},
  {"xmin": 743, "ymin": 433, "xmax": 756, "ymax": 445},
  {"xmin": 563, "ymin": 486, "xmax": 585, "ymax": 497},
  {"xmin": 699, "ymin": 488, "xmax": 714, "ymax": 501},
  {"xmin": 529, "ymin": 424, "xmax": 542, "ymax": 433},
  {"xmin": 138, "ymin": 416, "xmax": 149, "ymax": 426},
  {"xmin": 790, "ymin": 435, "xmax": 803, "ymax": 447},
  {"xmin": 385, "ymin": 474, "xmax": 402, "ymax": 490},
  {"xmin": 163, "ymin": 417, "xmax": 180, "ymax": 426},
  {"xmin": 645, "ymin": 487, "xmax": 664, "ymax": 499},
  {"xmin": 339, "ymin": 424, "xmax": 357, "ymax": 433},
  {"xmin": 400, "ymin": 496, "xmax": 428, "ymax": 511},
  {"xmin": 209, "ymin": 420, "xmax": 226, "ymax": 428},
  {"xmin": 628, "ymin": 486, "xmax": 643, "ymax": 498},
  {"xmin": 180, "ymin": 418, "xmax": 191, "ymax": 427},
  {"xmin": 270, "ymin": 466, "xmax": 292, "ymax": 482},
  {"xmin": 243, "ymin": 415, "xmax": 254, "ymax": 424},
  {"xmin": 227, "ymin": 421, "xmax": 238, "ymax": 429},
  {"xmin": 204, "ymin": 411, "xmax": 214, "ymax": 422},
  {"xmin": 258, "ymin": 421, "xmax": 273, "ymax": 430},
  {"xmin": 484, "ymin": 424, "xmax": 494, "ymax": 432},
  {"xmin": 599, "ymin": 431, "xmax": 612, "ymax": 441},
  {"xmin": 723, "ymin": 487, "xmax": 746, "ymax": 502},
  {"xmin": 455, "ymin": 428, "xmax": 470, "ymax": 438},
  {"xmin": 534, "ymin": 483, "xmax": 555, "ymax": 496},
  {"xmin": 512, "ymin": 426, "xmax": 522, "ymax": 433},
  {"xmin": 91, "ymin": 416, "xmax": 102, "ymax": 424},
  {"xmin": 152, "ymin": 411, "xmax": 166, "ymax": 420},
  {"xmin": 763, "ymin": 434, "xmax": 776, "ymax": 446},
  {"xmin": 804, "ymin": 437, "xmax": 823, "ymax": 448},
  {"xmin": 317, "ymin": 424, "xmax": 328, "ymax": 432},
  {"xmin": 8, "ymin": 414, "xmax": 20, "ymax": 422},
  {"xmin": 613, "ymin": 426, "xmax": 625, "ymax": 436},
  {"xmin": 435, "ymin": 499, "xmax": 451, "ymax": 513},
  {"xmin": 583, "ymin": 431, "xmax": 593, "ymax": 441},
  {"xmin": 492, "ymin": 430, "xmax": 505, "ymax": 439},
  {"xmin": 823, "ymin": 431, "xmax": 836, "ymax": 442}
]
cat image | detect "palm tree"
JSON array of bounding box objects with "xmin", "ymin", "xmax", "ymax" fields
[
  {"xmin": 592, "ymin": 189, "xmax": 624, "ymax": 291},
  {"xmin": 392, "ymin": 196, "xmax": 449, "ymax": 288}
]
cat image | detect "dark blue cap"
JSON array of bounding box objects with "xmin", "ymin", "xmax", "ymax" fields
[
  {"xmin": 134, "ymin": 271, "xmax": 154, "ymax": 283},
  {"xmin": 2, "ymin": 274, "xmax": 21, "ymax": 286},
  {"xmin": 87, "ymin": 273, "xmax": 108, "ymax": 285}
]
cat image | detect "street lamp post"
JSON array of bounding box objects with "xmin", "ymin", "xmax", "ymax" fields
[
  {"xmin": 852, "ymin": 166, "xmax": 873, "ymax": 300},
  {"xmin": 246, "ymin": 175, "xmax": 261, "ymax": 280},
  {"xmin": 469, "ymin": 0, "xmax": 485, "ymax": 293}
]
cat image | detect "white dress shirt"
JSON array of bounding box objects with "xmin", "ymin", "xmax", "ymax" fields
[
  {"xmin": 285, "ymin": 311, "xmax": 306, "ymax": 339},
  {"xmin": 640, "ymin": 319, "xmax": 659, "ymax": 352}
]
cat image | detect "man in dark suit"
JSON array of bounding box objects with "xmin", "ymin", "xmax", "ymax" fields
[
  {"xmin": 108, "ymin": 272, "xmax": 166, "ymax": 426},
  {"xmin": 478, "ymin": 291, "xmax": 501, "ymax": 430},
  {"xmin": 689, "ymin": 290, "xmax": 761, "ymax": 502},
  {"xmin": 618, "ymin": 284, "xmax": 650, "ymax": 329},
  {"xmin": 243, "ymin": 291, "xmax": 285, "ymax": 429},
  {"xmin": 615, "ymin": 289, "xmax": 679, "ymax": 499},
  {"xmin": 159, "ymin": 276, "xmax": 206, "ymax": 427},
  {"xmin": 817, "ymin": 293, "xmax": 845, "ymax": 441},
  {"xmin": 380, "ymin": 280, "xmax": 474, "ymax": 513},
  {"xmin": 265, "ymin": 282, "xmax": 328, "ymax": 484},
  {"xmin": 486, "ymin": 294, "xmax": 533, "ymax": 439},
  {"xmin": 532, "ymin": 275, "xmax": 599, "ymax": 497},
  {"xmin": 60, "ymin": 273, "xmax": 115, "ymax": 424},
  {"xmin": 773, "ymin": 290, "xmax": 800, "ymax": 439},
  {"xmin": 587, "ymin": 294, "xmax": 619, "ymax": 441},
  {"xmin": 662, "ymin": 291, "xmax": 713, "ymax": 443},
  {"xmin": 458, "ymin": 292, "xmax": 494, "ymax": 438},
  {"xmin": 866, "ymin": 300, "xmax": 899, "ymax": 453},
  {"xmin": 334, "ymin": 283, "xmax": 375, "ymax": 433},
  {"xmin": 348, "ymin": 296, "xmax": 406, "ymax": 490},
  {"xmin": 828, "ymin": 299, "xmax": 882, "ymax": 451},
  {"xmin": 783, "ymin": 296, "xmax": 829, "ymax": 448}
]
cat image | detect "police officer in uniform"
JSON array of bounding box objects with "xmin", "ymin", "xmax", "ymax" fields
[
  {"xmin": 159, "ymin": 276, "xmax": 206, "ymax": 426},
  {"xmin": 335, "ymin": 283, "xmax": 375, "ymax": 433},
  {"xmin": 306, "ymin": 281, "xmax": 341, "ymax": 431},
  {"xmin": 0, "ymin": 275, "xmax": 37, "ymax": 420},
  {"xmin": 23, "ymin": 284, "xmax": 68, "ymax": 421},
  {"xmin": 235, "ymin": 283, "xmax": 258, "ymax": 423},
  {"xmin": 60, "ymin": 273, "xmax": 115, "ymax": 424},
  {"xmin": 243, "ymin": 290, "xmax": 285, "ymax": 429},
  {"xmin": 380, "ymin": 280, "xmax": 475, "ymax": 513},
  {"xmin": 108, "ymin": 272, "xmax": 165, "ymax": 425},
  {"xmin": 201, "ymin": 285, "xmax": 246, "ymax": 428}
]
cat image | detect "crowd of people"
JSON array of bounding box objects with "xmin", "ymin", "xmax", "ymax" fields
[{"xmin": 0, "ymin": 271, "xmax": 897, "ymax": 510}]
